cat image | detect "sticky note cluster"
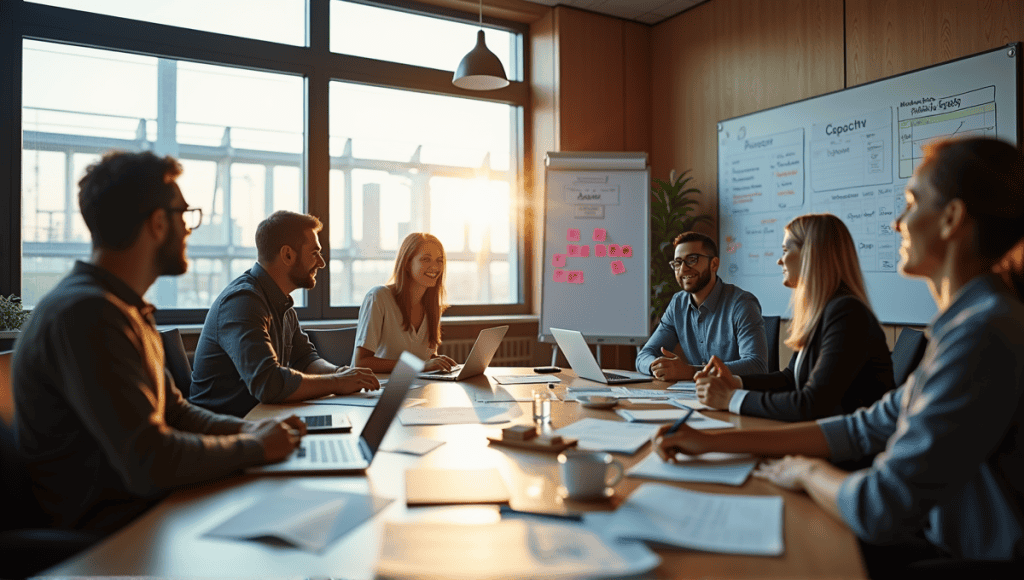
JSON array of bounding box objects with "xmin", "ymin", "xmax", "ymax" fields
[{"xmin": 553, "ymin": 227, "xmax": 634, "ymax": 283}]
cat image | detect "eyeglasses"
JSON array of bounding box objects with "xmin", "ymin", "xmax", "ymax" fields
[
  {"xmin": 669, "ymin": 254, "xmax": 712, "ymax": 270},
  {"xmin": 166, "ymin": 206, "xmax": 203, "ymax": 231}
]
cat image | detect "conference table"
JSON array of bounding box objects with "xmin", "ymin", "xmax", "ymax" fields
[{"xmin": 41, "ymin": 368, "xmax": 867, "ymax": 579}]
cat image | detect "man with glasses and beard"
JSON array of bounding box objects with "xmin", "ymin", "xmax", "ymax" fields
[
  {"xmin": 190, "ymin": 210, "xmax": 378, "ymax": 418},
  {"xmin": 636, "ymin": 232, "xmax": 768, "ymax": 381},
  {"xmin": 12, "ymin": 151, "xmax": 306, "ymax": 535}
]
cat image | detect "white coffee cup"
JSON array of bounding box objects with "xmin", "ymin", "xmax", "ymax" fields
[{"xmin": 557, "ymin": 450, "xmax": 623, "ymax": 500}]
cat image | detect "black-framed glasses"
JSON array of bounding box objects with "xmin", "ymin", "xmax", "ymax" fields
[
  {"xmin": 669, "ymin": 254, "xmax": 712, "ymax": 270},
  {"xmin": 166, "ymin": 206, "xmax": 203, "ymax": 231}
]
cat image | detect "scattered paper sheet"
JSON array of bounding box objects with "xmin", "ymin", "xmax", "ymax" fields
[
  {"xmin": 475, "ymin": 390, "xmax": 536, "ymax": 403},
  {"xmin": 205, "ymin": 483, "xmax": 392, "ymax": 553},
  {"xmin": 669, "ymin": 397, "xmax": 712, "ymax": 411},
  {"xmin": 405, "ymin": 467, "xmax": 511, "ymax": 505},
  {"xmin": 611, "ymin": 387, "xmax": 686, "ymax": 399},
  {"xmin": 375, "ymin": 520, "xmax": 661, "ymax": 580},
  {"xmin": 589, "ymin": 483, "xmax": 784, "ymax": 556},
  {"xmin": 380, "ymin": 437, "xmax": 444, "ymax": 456},
  {"xmin": 314, "ymin": 390, "xmax": 384, "ymax": 407},
  {"xmin": 564, "ymin": 388, "xmax": 619, "ymax": 402},
  {"xmin": 399, "ymin": 404, "xmax": 521, "ymax": 426},
  {"xmin": 615, "ymin": 409, "xmax": 734, "ymax": 429},
  {"xmin": 627, "ymin": 452, "xmax": 757, "ymax": 486},
  {"xmin": 553, "ymin": 418, "xmax": 659, "ymax": 454},
  {"xmin": 668, "ymin": 381, "xmax": 697, "ymax": 392},
  {"xmin": 492, "ymin": 374, "xmax": 560, "ymax": 385}
]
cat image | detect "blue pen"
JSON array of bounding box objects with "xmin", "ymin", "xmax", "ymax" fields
[{"xmin": 665, "ymin": 407, "xmax": 696, "ymax": 435}]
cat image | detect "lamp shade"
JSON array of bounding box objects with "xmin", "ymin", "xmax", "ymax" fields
[{"xmin": 452, "ymin": 30, "xmax": 509, "ymax": 90}]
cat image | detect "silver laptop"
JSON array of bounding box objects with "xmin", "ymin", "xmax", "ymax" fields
[
  {"xmin": 550, "ymin": 327, "xmax": 652, "ymax": 385},
  {"xmin": 297, "ymin": 412, "xmax": 351, "ymax": 433},
  {"xmin": 418, "ymin": 325, "xmax": 509, "ymax": 381},
  {"xmin": 248, "ymin": 352, "xmax": 424, "ymax": 474}
]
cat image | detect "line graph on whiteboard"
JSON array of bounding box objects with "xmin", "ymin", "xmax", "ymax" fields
[{"xmin": 898, "ymin": 86, "xmax": 997, "ymax": 178}]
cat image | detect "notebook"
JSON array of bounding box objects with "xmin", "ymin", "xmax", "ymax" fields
[
  {"xmin": 417, "ymin": 325, "xmax": 509, "ymax": 381},
  {"xmin": 247, "ymin": 352, "xmax": 424, "ymax": 474},
  {"xmin": 296, "ymin": 412, "xmax": 351, "ymax": 433},
  {"xmin": 550, "ymin": 327, "xmax": 651, "ymax": 385}
]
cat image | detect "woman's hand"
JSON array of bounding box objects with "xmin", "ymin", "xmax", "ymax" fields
[
  {"xmin": 695, "ymin": 355, "xmax": 740, "ymax": 410},
  {"xmin": 653, "ymin": 422, "xmax": 711, "ymax": 461},
  {"xmin": 423, "ymin": 354, "xmax": 457, "ymax": 372}
]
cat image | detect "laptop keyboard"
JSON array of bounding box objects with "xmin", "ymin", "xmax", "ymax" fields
[
  {"xmin": 301, "ymin": 414, "xmax": 332, "ymax": 428},
  {"xmin": 603, "ymin": 372, "xmax": 627, "ymax": 381},
  {"xmin": 296, "ymin": 438, "xmax": 356, "ymax": 464}
]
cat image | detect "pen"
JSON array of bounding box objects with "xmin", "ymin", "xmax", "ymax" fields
[{"xmin": 665, "ymin": 407, "xmax": 696, "ymax": 435}]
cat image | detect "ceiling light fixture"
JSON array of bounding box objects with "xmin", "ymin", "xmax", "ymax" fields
[{"xmin": 452, "ymin": 0, "xmax": 509, "ymax": 91}]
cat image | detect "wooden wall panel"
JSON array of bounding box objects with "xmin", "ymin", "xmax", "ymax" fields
[
  {"xmin": 846, "ymin": 0, "xmax": 1024, "ymax": 86},
  {"xmin": 623, "ymin": 21, "xmax": 653, "ymax": 154},
  {"xmin": 650, "ymin": 0, "xmax": 845, "ymax": 237}
]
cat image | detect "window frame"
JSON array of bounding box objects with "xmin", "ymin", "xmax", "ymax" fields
[{"xmin": 2, "ymin": 0, "xmax": 532, "ymax": 324}]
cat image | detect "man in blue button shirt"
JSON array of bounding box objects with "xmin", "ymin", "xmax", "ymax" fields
[{"xmin": 636, "ymin": 232, "xmax": 768, "ymax": 381}]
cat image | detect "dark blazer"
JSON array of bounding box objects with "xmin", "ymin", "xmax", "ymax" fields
[{"xmin": 739, "ymin": 292, "xmax": 894, "ymax": 421}]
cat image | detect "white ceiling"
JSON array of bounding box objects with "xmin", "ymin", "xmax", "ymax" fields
[{"xmin": 522, "ymin": 0, "xmax": 708, "ymax": 25}]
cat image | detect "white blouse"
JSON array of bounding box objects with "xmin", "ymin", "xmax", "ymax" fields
[{"xmin": 354, "ymin": 285, "xmax": 433, "ymax": 361}]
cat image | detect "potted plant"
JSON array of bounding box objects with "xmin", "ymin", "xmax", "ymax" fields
[
  {"xmin": 0, "ymin": 294, "xmax": 30, "ymax": 331},
  {"xmin": 649, "ymin": 170, "xmax": 712, "ymax": 330}
]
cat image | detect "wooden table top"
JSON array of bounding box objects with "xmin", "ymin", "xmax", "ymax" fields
[{"xmin": 42, "ymin": 368, "xmax": 867, "ymax": 579}]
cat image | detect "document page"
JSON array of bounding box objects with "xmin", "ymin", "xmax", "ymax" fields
[
  {"xmin": 553, "ymin": 418, "xmax": 659, "ymax": 454},
  {"xmin": 399, "ymin": 404, "xmax": 521, "ymax": 425},
  {"xmin": 615, "ymin": 409, "xmax": 735, "ymax": 429},
  {"xmin": 626, "ymin": 452, "xmax": 757, "ymax": 486},
  {"xmin": 595, "ymin": 483, "xmax": 784, "ymax": 556}
]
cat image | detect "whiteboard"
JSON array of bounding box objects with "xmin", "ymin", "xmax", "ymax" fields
[
  {"xmin": 539, "ymin": 152, "xmax": 650, "ymax": 344},
  {"xmin": 717, "ymin": 44, "xmax": 1020, "ymax": 325}
]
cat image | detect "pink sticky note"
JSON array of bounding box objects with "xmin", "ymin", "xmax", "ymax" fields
[
  {"xmin": 579, "ymin": 245, "xmax": 590, "ymax": 257},
  {"xmin": 553, "ymin": 269, "xmax": 568, "ymax": 282},
  {"xmin": 567, "ymin": 270, "xmax": 585, "ymax": 284},
  {"xmin": 595, "ymin": 244, "xmax": 607, "ymax": 257},
  {"xmin": 620, "ymin": 245, "xmax": 633, "ymax": 258},
  {"xmin": 610, "ymin": 260, "xmax": 626, "ymax": 275},
  {"xmin": 567, "ymin": 244, "xmax": 581, "ymax": 257},
  {"xmin": 608, "ymin": 244, "xmax": 621, "ymax": 257},
  {"xmin": 567, "ymin": 228, "xmax": 581, "ymax": 242},
  {"xmin": 552, "ymin": 253, "xmax": 566, "ymax": 268},
  {"xmin": 593, "ymin": 228, "xmax": 607, "ymax": 242}
]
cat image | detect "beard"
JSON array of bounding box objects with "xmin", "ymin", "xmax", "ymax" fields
[
  {"xmin": 157, "ymin": 230, "xmax": 188, "ymax": 276},
  {"xmin": 679, "ymin": 267, "xmax": 713, "ymax": 295},
  {"xmin": 288, "ymin": 259, "xmax": 317, "ymax": 289}
]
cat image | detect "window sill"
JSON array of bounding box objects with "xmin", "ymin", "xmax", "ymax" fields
[{"xmin": 160, "ymin": 314, "xmax": 539, "ymax": 335}]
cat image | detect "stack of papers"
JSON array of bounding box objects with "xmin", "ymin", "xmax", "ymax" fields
[
  {"xmin": 553, "ymin": 418, "xmax": 659, "ymax": 454},
  {"xmin": 491, "ymin": 374, "xmax": 559, "ymax": 385},
  {"xmin": 375, "ymin": 520, "xmax": 661, "ymax": 580},
  {"xmin": 399, "ymin": 404, "xmax": 521, "ymax": 425},
  {"xmin": 614, "ymin": 409, "xmax": 735, "ymax": 429},
  {"xmin": 627, "ymin": 452, "xmax": 757, "ymax": 486},
  {"xmin": 587, "ymin": 483, "xmax": 784, "ymax": 556},
  {"xmin": 205, "ymin": 483, "xmax": 392, "ymax": 553}
]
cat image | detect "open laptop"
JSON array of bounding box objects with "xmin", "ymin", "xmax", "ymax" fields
[
  {"xmin": 550, "ymin": 327, "xmax": 652, "ymax": 385},
  {"xmin": 248, "ymin": 352, "xmax": 424, "ymax": 474},
  {"xmin": 296, "ymin": 412, "xmax": 351, "ymax": 433},
  {"xmin": 417, "ymin": 325, "xmax": 509, "ymax": 381}
]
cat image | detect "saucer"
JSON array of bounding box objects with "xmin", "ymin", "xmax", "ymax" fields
[
  {"xmin": 556, "ymin": 485, "xmax": 616, "ymax": 501},
  {"xmin": 577, "ymin": 395, "xmax": 618, "ymax": 409}
]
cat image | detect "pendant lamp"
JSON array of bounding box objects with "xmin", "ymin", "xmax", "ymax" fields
[{"xmin": 452, "ymin": 0, "xmax": 509, "ymax": 90}]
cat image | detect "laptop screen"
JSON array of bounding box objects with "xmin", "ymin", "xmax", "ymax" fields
[{"xmin": 360, "ymin": 352, "xmax": 422, "ymax": 453}]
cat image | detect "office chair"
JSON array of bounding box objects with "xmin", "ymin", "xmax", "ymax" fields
[
  {"xmin": 0, "ymin": 351, "xmax": 102, "ymax": 580},
  {"xmin": 891, "ymin": 327, "xmax": 928, "ymax": 387},
  {"xmin": 763, "ymin": 316, "xmax": 781, "ymax": 373},
  {"xmin": 306, "ymin": 327, "xmax": 358, "ymax": 368},
  {"xmin": 160, "ymin": 328, "xmax": 193, "ymax": 393}
]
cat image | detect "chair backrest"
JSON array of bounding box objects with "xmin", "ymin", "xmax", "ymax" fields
[
  {"xmin": 763, "ymin": 316, "xmax": 781, "ymax": 373},
  {"xmin": 0, "ymin": 350, "xmax": 50, "ymax": 531},
  {"xmin": 159, "ymin": 329, "xmax": 193, "ymax": 393},
  {"xmin": 0, "ymin": 350, "xmax": 13, "ymax": 426},
  {"xmin": 892, "ymin": 327, "xmax": 928, "ymax": 387},
  {"xmin": 305, "ymin": 327, "xmax": 357, "ymax": 367}
]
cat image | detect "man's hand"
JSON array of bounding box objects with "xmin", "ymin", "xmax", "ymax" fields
[
  {"xmin": 423, "ymin": 354, "xmax": 457, "ymax": 372},
  {"xmin": 652, "ymin": 421, "xmax": 709, "ymax": 461},
  {"xmin": 752, "ymin": 455, "xmax": 823, "ymax": 491},
  {"xmin": 695, "ymin": 355, "xmax": 740, "ymax": 410},
  {"xmin": 248, "ymin": 417, "xmax": 303, "ymax": 463},
  {"xmin": 649, "ymin": 347, "xmax": 696, "ymax": 381},
  {"xmin": 331, "ymin": 366, "xmax": 380, "ymax": 395}
]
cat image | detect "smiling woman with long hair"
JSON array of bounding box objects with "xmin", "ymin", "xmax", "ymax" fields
[
  {"xmin": 693, "ymin": 213, "xmax": 894, "ymax": 421},
  {"xmin": 353, "ymin": 232, "xmax": 456, "ymax": 373}
]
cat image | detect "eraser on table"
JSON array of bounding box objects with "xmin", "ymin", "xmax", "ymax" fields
[{"xmin": 503, "ymin": 425, "xmax": 538, "ymax": 441}]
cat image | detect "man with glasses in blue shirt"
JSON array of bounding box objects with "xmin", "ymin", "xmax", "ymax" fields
[{"xmin": 636, "ymin": 232, "xmax": 768, "ymax": 381}]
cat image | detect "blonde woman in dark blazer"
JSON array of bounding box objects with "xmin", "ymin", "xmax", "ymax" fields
[{"xmin": 696, "ymin": 214, "xmax": 893, "ymax": 421}]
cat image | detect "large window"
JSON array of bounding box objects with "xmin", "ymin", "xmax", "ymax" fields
[{"xmin": 7, "ymin": 0, "xmax": 529, "ymax": 321}]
